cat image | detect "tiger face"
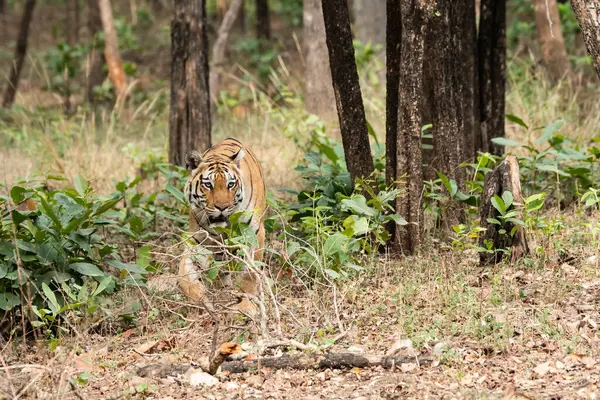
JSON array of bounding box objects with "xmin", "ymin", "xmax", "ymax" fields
[{"xmin": 184, "ymin": 149, "xmax": 245, "ymax": 229}]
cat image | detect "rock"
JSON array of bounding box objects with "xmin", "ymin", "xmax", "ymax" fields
[
  {"xmin": 223, "ymin": 381, "xmax": 240, "ymax": 391},
  {"xmin": 185, "ymin": 369, "xmax": 219, "ymax": 387},
  {"xmin": 386, "ymin": 338, "xmax": 413, "ymax": 356},
  {"xmin": 246, "ymin": 374, "xmax": 264, "ymax": 388},
  {"xmin": 347, "ymin": 344, "xmax": 366, "ymax": 354},
  {"xmin": 433, "ymin": 342, "xmax": 450, "ymax": 357}
]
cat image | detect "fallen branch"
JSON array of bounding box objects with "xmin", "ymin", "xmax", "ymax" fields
[{"xmin": 137, "ymin": 350, "xmax": 433, "ymax": 377}]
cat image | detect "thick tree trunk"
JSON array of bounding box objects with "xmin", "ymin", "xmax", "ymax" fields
[
  {"xmin": 430, "ymin": 0, "xmax": 465, "ymax": 226},
  {"xmin": 87, "ymin": 0, "xmax": 105, "ymax": 104},
  {"xmin": 321, "ymin": 0, "xmax": 375, "ymax": 183},
  {"xmin": 454, "ymin": 2, "xmax": 478, "ymax": 162},
  {"xmin": 478, "ymin": 0, "xmax": 506, "ymax": 157},
  {"xmin": 392, "ymin": 0, "xmax": 431, "ymax": 254},
  {"xmin": 304, "ymin": 0, "xmax": 336, "ymax": 120},
  {"xmin": 255, "ymin": 0, "xmax": 270, "ymax": 39},
  {"xmin": 98, "ymin": 0, "xmax": 126, "ymax": 98},
  {"xmin": 571, "ymin": 0, "xmax": 600, "ymax": 80},
  {"xmin": 479, "ymin": 155, "xmax": 529, "ymax": 265},
  {"xmin": 2, "ymin": 0, "xmax": 36, "ymax": 108},
  {"xmin": 210, "ymin": 0, "xmax": 243, "ymax": 100},
  {"xmin": 353, "ymin": 0, "xmax": 386, "ymax": 46},
  {"xmin": 533, "ymin": 0, "xmax": 572, "ymax": 83},
  {"xmin": 170, "ymin": 0, "xmax": 212, "ymax": 166}
]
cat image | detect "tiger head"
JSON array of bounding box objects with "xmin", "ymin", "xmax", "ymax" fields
[{"xmin": 184, "ymin": 149, "xmax": 245, "ymax": 228}]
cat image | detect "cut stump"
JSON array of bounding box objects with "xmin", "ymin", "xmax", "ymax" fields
[{"xmin": 479, "ymin": 155, "xmax": 529, "ymax": 265}]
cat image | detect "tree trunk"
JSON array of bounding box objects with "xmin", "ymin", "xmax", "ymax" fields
[
  {"xmin": 2, "ymin": 0, "xmax": 37, "ymax": 108},
  {"xmin": 390, "ymin": 0, "xmax": 431, "ymax": 254},
  {"xmin": 237, "ymin": 0, "xmax": 245, "ymax": 33},
  {"xmin": 170, "ymin": 0, "xmax": 212, "ymax": 166},
  {"xmin": 67, "ymin": 0, "xmax": 80, "ymax": 45},
  {"xmin": 210, "ymin": 0, "xmax": 243, "ymax": 100},
  {"xmin": 303, "ymin": 0, "xmax": 336, "ymax": 120},
  {"xmin": 255, "ymin": 0, "xmax": 270, "ymax": 39},
  {"xmin": 478, "ymin": 0, "xmax": 506, "ymax": 157},
  {"xmin": 571, "ymin": 0, "xmax": 600, "ymax": 80},
  {"xmin": 353, "ymin": 0, "xmax": 386, "ymax": 46},
  {"xmin": 533, "ymin": 0, "xmax": 572, "ymax": 83},
  {"xmin": 0, "ymin": 0, "xmax": 6, "ymax": 42},
  {"xmin": 454, "ymin": 2, "xmax": 478, "ymax": 163},
  {"xmin": 321, "ymin": 0, "xmax": 375, "ymax": 184},
  {"xmin": 479, "ymin": 155, "xmax": 529, "ymax": 265},
  {"xmin": 138, "ymin": 352, "xmax": 433, "ymax": 377},
  {"xmin": 385, "ymin": 0, "xmax": 400, "ymax": 243},
  {"xmin": 430, "ymin": 0, "xmax": 465, "ymax": 226},
  {"xmin": 98, "ymin": 0, "xmax": 126, "ymax": 98},
  {"xmin": 87, "ymin": 0, "xmax": 105, "ymax": 104}
]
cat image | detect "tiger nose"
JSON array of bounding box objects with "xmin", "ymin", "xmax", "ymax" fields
[{"xmin": 215, "ymin": 204, "xmax": 227, "ymax": 212}]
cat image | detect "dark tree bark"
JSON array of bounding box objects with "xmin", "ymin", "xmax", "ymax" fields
[
  {"xmin": 255, "ymin": 0, "xmax": 270, "ymax": 39},
  {"xmin": 86, "ymin": 0, "xmax": 105, "ymax": 104},
  {"xmin": 67, "ymin": 0, "xmax": 80, "ymax": 45},
  {"xmin": 479, "ymin": 155, "xmax": 529, "ymax": 265},
  {"xmin": 390, "ymin": 0, "xmax": 431, "ymax": 254},
  {"xmin": 385, "ymin": 0, "xmax": 401, "ymax": 189},
  {"xmin": 353, "ymin": 0, "xmax": 386, "ymax": 46},
  {"xmin": 210, "ymin": 0, "xmax": 243, "ymax": 100},
  {"xmin": 2, "ymin": 0, "xmax": 37, "ymax": 108},
  {"xmin": 533, "ymin": 0, "xmax": 572, "ymax": 83},
  {"xmin": 321, "ymin": 0, "xmax": 375, "ymax": 184},
  {"xmin": 385, "ymin": 0, "xmax": 401, "ymax": 243},
  {"xmin": 571, "ymin": 0, "xmax": 600, "ymax": 80},
  {"xmin": 478, "ymin": 0, "xmax": 507, "ymax": 157},
  {"xmin": 429, "ymin": 0, "xmax": 465, "ymax": 226},
  {"xmin": 304, "ymin": 0, "xmax": 336, "ymax": 120},
  {"xmin": 454, "ymin": 2, "xmax": 478, "ymax": 162},
  {"xmin": 170, "ymin": 0, "xmax": 212, "ymax": 166}
]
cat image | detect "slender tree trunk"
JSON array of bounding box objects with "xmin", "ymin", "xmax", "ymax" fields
[
  {"xmin": 533, "ymin": 0, "xmax": 572, "ymax": 83},
  {"xmin": 237, "ymin": 0, "xmax": 245, "ymax": 33},
  {"xmin": 67, "ymin": 0, "xmax": 80, "ymax": 45},
  {"xmin": 321, "ymin": 0, "xmax": 375, "ymax": 184},
  {"xmin": 304, "ymin": 0, "xmax": 336, "ymax": 120},
  {"xmin": 2, "ymin": 0, "xmax": 37, "ymax": 108},
  {"xmin": 87, "ymin": 0, "xmax": 105, "ymax": 104},
  {"xmin": 170, "ymin": 0, "xmax": 212, "ymax": 166},
  {"xmin": 392, "ymin": 0, "xmax": 431, "ymax": 254},
  {"xmin": 210, "ymin": 0, "xmax": 243, "ymax": 100},
  {"xmin": 478, "ymin": 0, "xmax": 506, "ymax": 157},
  {"xmin": 430, "ymin": 0, "xmax": 465, "ymax": 227},
  {"xmin": 385, "ymin": 0, "xmax": 401, "ymax": 244},
  {"xmin": 98, "ymin": 0, "xmax": 127, "ymax": 98},
  {"xmin": 255, "ymin": 0, "xmax": 270, "ymax": 39},
  {"xmin": 353, "ymin": 0, "xmax": 386, "ymax": 46},
  {"xmin": 571, "ymin": 0, "xmax": 600, "ymax": 80},
  {"xmin": 0, "ymin": 0, "xmax": 6, "ymax": 41}
]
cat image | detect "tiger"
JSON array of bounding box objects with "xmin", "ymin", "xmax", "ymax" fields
[{"xmin": 177, "ymin": 137, "xmax": 266, "ymax": 315}]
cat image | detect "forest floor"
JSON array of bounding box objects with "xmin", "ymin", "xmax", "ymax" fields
[{"xmin": 2, "ymin": 241, "xmax": 600, "ymax": 399}]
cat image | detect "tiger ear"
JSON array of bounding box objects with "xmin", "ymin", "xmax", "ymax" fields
[
  {"xmin": 230, "ymin": 149, "xmax": 246, "ymax": 166},
  {"xmin": 185, "ymin": 150, "xmax": 202, "ymax": 173}
]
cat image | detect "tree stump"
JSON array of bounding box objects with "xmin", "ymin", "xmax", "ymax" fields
[{"xmin": 479, "ymin": 155, "xmax": 529, "ymax": 265}]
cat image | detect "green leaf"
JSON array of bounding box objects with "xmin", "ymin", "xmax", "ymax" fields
[
  {"xmin": 343, "ymin": 216, "xmax": 370, "ymax": 236},
  {"xmin": 38, "ymin": 196, "xmax": 62, "ymax": 231},
  {"xmin": 92, "ymin": 275, "xmax": 114, "ymax": 297},
  {"xmin": 491, "ymin": 195, "xmax": 506, "ymax": 215},
  {"xmin": 166, "ymin": 184, "xmax": 185, "ymax": 204},
  {"xmin": 501, "ymin": 191, "xmax": 513, "ymax": 209},
  {"xmin": 386, "ymin": 214, "xmax": 408, "ymax": 226},
  {"xmin": 74, "ymin": 175, "xmax": 89, "ymax": 196},
  {"xmin": 69, "ymin": 262, "xmax": 104, "ymax": 277},
  {"xmin": 324, "ymin": 233, "xmax": 349, "ymax": 256},
  {"xmin": 10, "ymin": 186, "xmax": 28, "ymax": 204},
  {"xmin": 324, "ymin": 269, "xmax": 341, "ymax": 279},
  {"xmin": 137, "ymin": 246, "xmax": 151, "ymax": 269},
  {"xmin": 0, "ymin": 292, "xmax": 20, "ymax": 311},
  {"xmin": 491, "ymin": 137, "xmax": 524, "ymax": 147},
  {"xmin": 93, "ymin": 197, "xmax": 121, "ymax": 216},
  {"xmin": 505, "ymin": 114, "xmax": 529, "ymax": 129},
  {"xmin": 42, "ymin": 283, "xmax": 60, "ymax": 315},
  {"xmin": 535, "ymin": 119, "xmax": 564, "ymax": 145},
  {"xmin": 341, "ymin": 196, "xmax": 378, "ymax": 217},
  {"xmin": 106, "ymin": 259, "xmax": 147, "ymax": 274}
]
